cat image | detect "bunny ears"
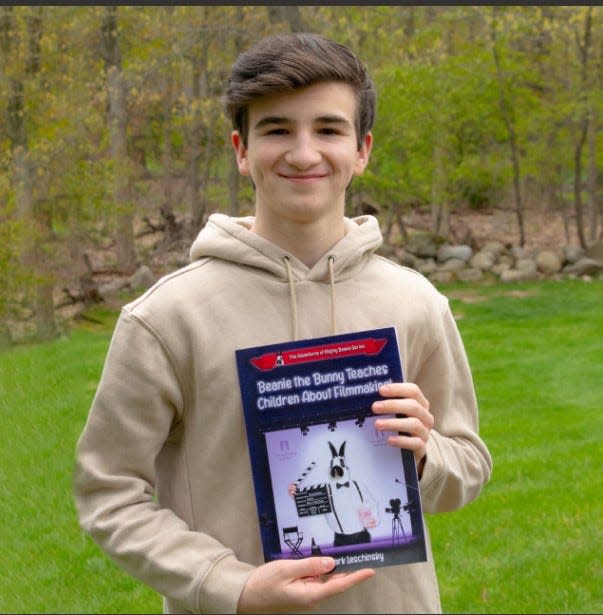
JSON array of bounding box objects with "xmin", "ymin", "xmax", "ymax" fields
[{"xmin": 329, "ymin": 441, "xmax": 346, "ymax": 458}]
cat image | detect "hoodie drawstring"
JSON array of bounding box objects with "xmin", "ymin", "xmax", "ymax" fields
[
  {"xmin": 327, "ymin": 256, "xmax": 337, "ymax": 336},
  {"xmin": 282, "ymin": 255, "xmax": 337, "ymax": 341},
  {"xmin": 283, "ymin": 256, "xmax": 300, "ymax": 341}
]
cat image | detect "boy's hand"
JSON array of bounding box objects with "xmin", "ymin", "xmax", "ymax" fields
[
  {"xmin": 371, "ymin": 382, "xmax": 434, "ymax": 471},
  {"xmin": 237, "ymin": 557, "xmax": 375, "ymax": 613}
]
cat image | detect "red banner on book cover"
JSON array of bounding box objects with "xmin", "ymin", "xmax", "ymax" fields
[{"xmin": 250, "ymin": 337, "xmax": 387, "ymax": 372}]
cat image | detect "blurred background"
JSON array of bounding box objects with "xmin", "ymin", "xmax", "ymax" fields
[{"xmin": 0, "ymin": 5, "xmax": 601, "ymax": 345}]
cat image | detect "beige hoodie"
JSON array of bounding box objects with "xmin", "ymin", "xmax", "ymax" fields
[{"xmin": 73, "ymin": 213, "xmax": 492, "ymax": 614}]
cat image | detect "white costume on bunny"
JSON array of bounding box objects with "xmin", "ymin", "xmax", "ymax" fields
[{"xmin": 324, "ymin": 441, "xmax": 379, "ymax": 546}]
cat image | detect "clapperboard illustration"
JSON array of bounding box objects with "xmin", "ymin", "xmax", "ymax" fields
[
  {"xmin": 236, "ymin": 327, "xmax": 427, "ymax": 571},
  {"xmin": 292, "ymin": 462, "xmax": 333, "ymax": 517}
]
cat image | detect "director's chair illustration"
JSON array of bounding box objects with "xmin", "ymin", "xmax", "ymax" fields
[{"xmin": 283, "ymin": 526, "xmax": 304, "ymax": 558}]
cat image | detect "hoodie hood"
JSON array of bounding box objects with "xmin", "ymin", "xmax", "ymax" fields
[{"xmin": 189, "ymin": 213, "xmax": 383, "ymax": 283}]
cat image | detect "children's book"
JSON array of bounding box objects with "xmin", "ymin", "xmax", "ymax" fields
[{"xmin": 235, "ymin": 327, "xmax": 427, "ymax": 571}]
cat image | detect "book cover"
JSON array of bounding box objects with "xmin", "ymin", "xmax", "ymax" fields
[{"xmin": 235, "ymin": 327, "xmax": 427, "ymax": 571}]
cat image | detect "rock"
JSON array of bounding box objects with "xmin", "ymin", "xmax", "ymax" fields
[
  {"xmin": 516, "ymin": 258, "xmax": 538, "ymax": 275},
  {"xmin": 585, "ymin": 241, "xmax": 603, "ymax": 261},
  {"xmin": 510, "ymin": 245, "xmax": 530, "ymax": 260},
  {"xmin": 415, "ymin": 258, "xmax": 437, "ymax": 275},
  {"xmin": 492, "ymin": 262, "xmax": 512, "ymax": 276},
  {"xmin": 498, "ymin": 254, "xmax": 515, "ymax": 268},
  {"xmin": 437, "ymin": 244, "xmax": 472, "ymax": 263},
  {"xmin": 396, "ymin": 250, "xmax": 416, "ymax": 268},
  {"xmin": 429, "ymin": 270, "xmax": 456, "ymax": 284},
  {"xmin": 564, "ymin": 245, "xmax": 583, "ymax": 264},
  {"xmin": 456, "ymin": 268, "xmax": 484, "ymax": 282},
  {"xmin": 481, "ymin": 240, "xmax": 507, "ymax": 257},
  {"xmin": 405, "ymin": 234, "xmax": 438, "ymax": 258},
  {"xmin": 535, "ymin": 250, "xmax": 563, "ymax": 275},
  {"xmin": 562, "ymin": 257, "xmax": 603, "ymax": 276},
  {"xmin": 129, "ymin": 265, "xmax": 155, "ymax": 290},
  {"xmin": 99, "ymin": 278, "xmax": 129, "ymax": 298},
  {"xmin": 441, "ymin": 258, "xmax": 467, "ymax": 272},
  {"xmin": 470, "ymin": 250, "xmax": 496, "ymax": 270}
]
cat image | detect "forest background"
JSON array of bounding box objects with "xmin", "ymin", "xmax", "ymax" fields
[{"xmin": 0, "ymin": 5, "xmax": 602, "ymax": 346}]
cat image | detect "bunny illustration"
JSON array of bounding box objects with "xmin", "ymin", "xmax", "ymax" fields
[
  {"xmin": 325, "ymin": 440, "xmax": 379, "ymax": 546},
  {"xmin": 289, "ymin": 440, "xmax": 380, "ymax": 548}
]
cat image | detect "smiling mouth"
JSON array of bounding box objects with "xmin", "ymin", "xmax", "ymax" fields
[{"xmin": 280, "ymin": 173, "xmax": 327, "ymax": 181}]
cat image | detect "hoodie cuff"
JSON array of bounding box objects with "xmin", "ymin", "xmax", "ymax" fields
[
  {"xmin": 194, "ymin": 553, "xmax": 255, "ymax": 614},
  {"xmin": 418, "ymin": 434, "xmax": 444, "ymax": 500}
]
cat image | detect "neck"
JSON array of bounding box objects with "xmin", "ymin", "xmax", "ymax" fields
[{"xmin": 252, "ymin": 215, "xmax": 346, "ymax": 268}]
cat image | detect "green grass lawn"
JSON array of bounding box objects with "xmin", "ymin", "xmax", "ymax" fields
[{"xmin": 0, "ymin": 280, "xmax": 601, "ymax": 614}]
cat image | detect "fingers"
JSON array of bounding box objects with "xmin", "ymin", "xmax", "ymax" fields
[
  {"xmin": 317, "ymin": 567, "xmax": 376, "ymax": 595},
  {"xmin": 374, "ymin": 382, "xmax": 430, "ymax": 413},
  {"xmin": 237, "ymin": 558, "xmax": 375, "ymax": 613},
  {"xmin": 371, "ymin": 382, "xmax": 434, "ymax": 457},
  {"xmin": 286, "ymin": 556, "xmax": 337, "ymax": 578},
  {"xmin": 372, "ymin": 383, "xmax": 433, "ymax": 427}
]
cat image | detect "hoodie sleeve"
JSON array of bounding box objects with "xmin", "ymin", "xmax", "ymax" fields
[
  {"xmin": 414, "ymin": 300, "xmax": 493, "ymax": 513},
  {"xmin": 73, "ymin": 311, "xmax": 254, "ymax": 614}
]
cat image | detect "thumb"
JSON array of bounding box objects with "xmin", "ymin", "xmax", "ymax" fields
[{"xmin": 282, "ymin": 556, "xmax": 337, "ymax": 578}]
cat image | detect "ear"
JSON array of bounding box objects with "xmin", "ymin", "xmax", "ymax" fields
[
  {"xmin": 328, "ymin": 442, "xmax": 337, "ymax": 458},
  {"xmin": 353, "ymin": 132, "xmax": 373, "ymax": 177},
  {"xmin": 339, "ymin": 441, "xmax": 346, "ymax": 457},
  {"xmin": 231, "ymin": 131, "xmax": 250, "ymax": 177}
]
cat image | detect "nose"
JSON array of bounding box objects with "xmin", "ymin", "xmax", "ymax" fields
[{"xmin": 284, "ymin": 132, "xmax": 322, "ymax": 169}]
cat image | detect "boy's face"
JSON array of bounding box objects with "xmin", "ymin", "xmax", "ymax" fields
[{"xmin": 231, "ymin": 81, "xmax": 372, "ymax": 228}]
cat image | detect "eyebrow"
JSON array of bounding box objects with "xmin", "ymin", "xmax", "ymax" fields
[{"xmin": 253, "ymin": 114, "xmax": 353, "ymax": 131}]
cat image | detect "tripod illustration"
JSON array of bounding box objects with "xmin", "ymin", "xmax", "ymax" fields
[{"xmin": 385, "ymin": 498, "xmax": 407, "ymax": 546}]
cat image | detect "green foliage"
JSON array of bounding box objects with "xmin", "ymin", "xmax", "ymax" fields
[
  {"xmin": 1, "ymin": 6, "xmax": 603, "ymax": 339},
  {"xmin": 0, "ymin": 201, "xmax": 42, "ymax": 331}
]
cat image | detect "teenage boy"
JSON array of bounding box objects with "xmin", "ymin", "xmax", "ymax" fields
[{"xmin": 74, "ymin": 33, "xmax": 492, "ymax": 614}]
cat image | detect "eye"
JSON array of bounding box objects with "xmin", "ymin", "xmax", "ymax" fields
[
  {"xmin": 265, "ymin": 128, "xmax": 288, "ymax": 135},
  {"xmin": 318, "ymin": 127, "xmax": 341, "ymax": 135}
]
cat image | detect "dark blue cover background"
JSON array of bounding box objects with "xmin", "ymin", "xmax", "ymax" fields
[{"xmin": 235, "ymin": 327, "xmax": 426, "ymax": 570}]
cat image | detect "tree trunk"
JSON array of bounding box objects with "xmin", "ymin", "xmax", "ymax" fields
[
  {"xmin": 587, "ymin": 107, "xmax": 598, "ymax": 242},
  {"xmin": 189, "ymin": 57, "xmax": 203, "ymax": 232},
  {"xmin": 3, "ymin": 6, "xmax": 57, "ymax": 341},
  {"xmin": 188, "ymin": 7, "xmax": 212, "ymax": 233},
  {"xmin": 430, "ymin": 141, "xmax": 450, "ymax": 239},
  {"xmin": 162, "ymin": 80, "xmax": 174, "ymax": 225},
  {"xmin": 227, "ymin": 8, "xmax": 246, "ymax": 218},
  {"xmin": 102, "ymin": 7, "xmax": 136, "ymax": 273},
  {"xmin": 573, "ymin": 121, "xmax": 588, "ymax": 250},
  {"xmin": 160, "ymin": 7, "xmax": 175, "ymax": 239},
  {"xmin": 572, "ymin": 6, "xmax": 592, "ymax": 250},
  {"xmin": 489, "ymin": 9, "xmax": 526, "ymax": 247}
]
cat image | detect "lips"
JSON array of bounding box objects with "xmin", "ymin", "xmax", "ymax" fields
[{"xmin": 279, "ymin": 173, "xmax": 327, "ymax": 181}]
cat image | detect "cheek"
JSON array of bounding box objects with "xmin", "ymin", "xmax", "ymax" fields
[
  {"xmin": 247, "ymin": 149, "xmax": 279, "ymax": 178},
  {"xmin": 333, "ymin": 145, "xmax": 365, "ymax": 177}
]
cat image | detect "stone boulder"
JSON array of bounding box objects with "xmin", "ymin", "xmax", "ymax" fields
[
  {"xmin": 437, "ymin": 244, "xmax": 473, "ymax": 263},
  {"xmin": 536, "ymin": 250, "xmax": 563, "ymax": 275}
]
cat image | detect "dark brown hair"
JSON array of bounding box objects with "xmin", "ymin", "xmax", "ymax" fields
[{"xmin": 222, "ymin": 33, "xmax": 376, "ymax": 149}]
